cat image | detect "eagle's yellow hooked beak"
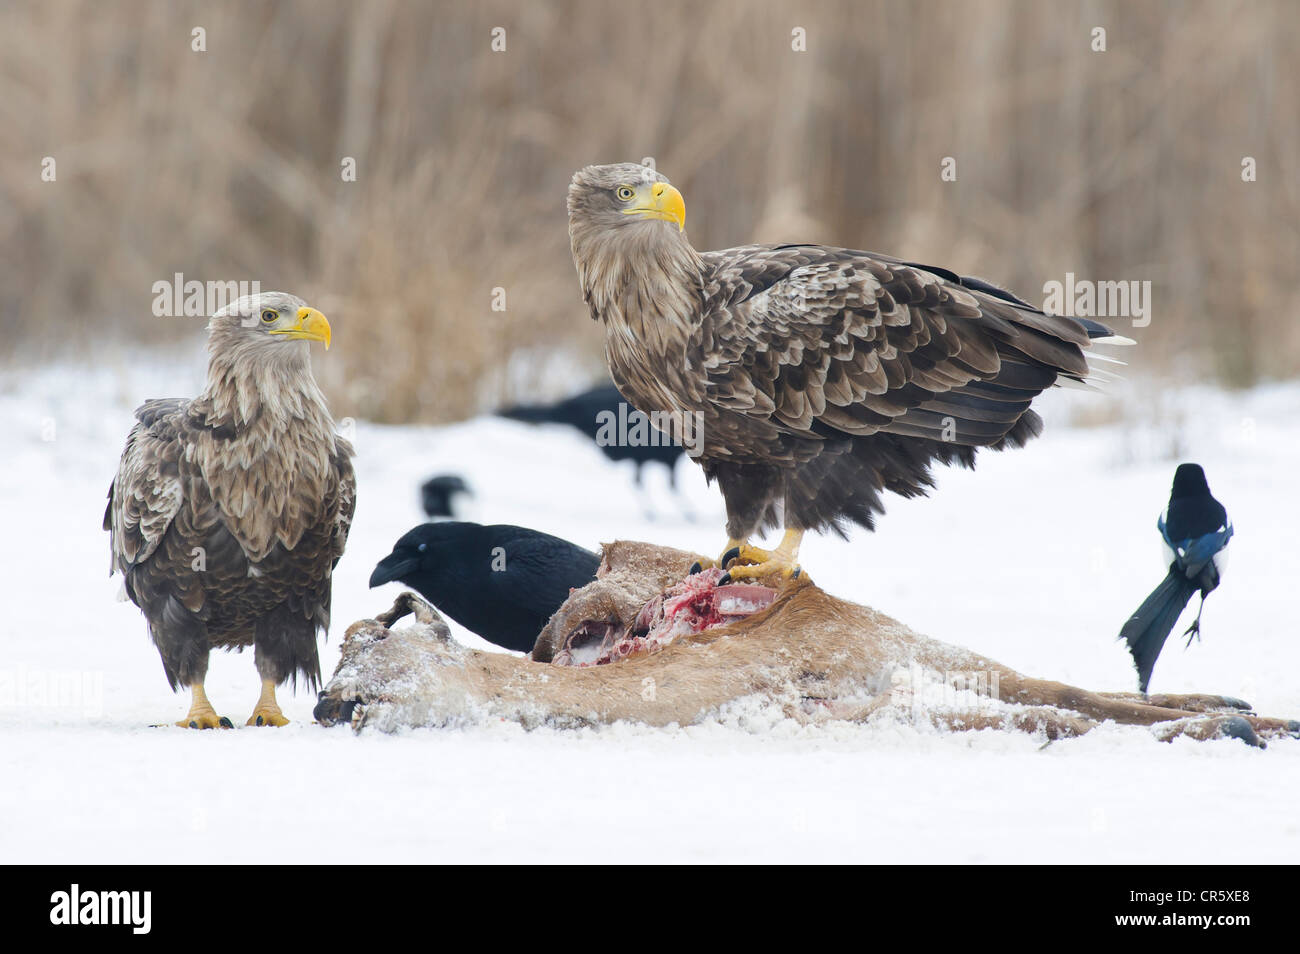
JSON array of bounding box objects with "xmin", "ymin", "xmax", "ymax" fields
[
  {"xmin": 623, "ymin": 182, "xmax": 686, "ymax": 232},
  {"xmin": 272, "ymin": 306, "xmax": 332, "ymax": 350}
]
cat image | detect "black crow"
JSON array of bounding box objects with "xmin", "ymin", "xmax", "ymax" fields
[
  {"xmin": 368, "ymin": 522, "xmax": 600, "ymax": 653},
  {"xmin": 1120, "ymin": 463, "xmax": 1232, "ymax": 693},
  {"xmin": 498, "ymin": 383, "xmax": 688, "ymax": 507},
  {"xmin": 420, "ymin": 474, "xmax": 472, "ymax": 519}
]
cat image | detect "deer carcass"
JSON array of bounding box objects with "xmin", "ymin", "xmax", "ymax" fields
[{"xmin": 315, "ymin": 541, "xmax": 1298, "ymax": 746}]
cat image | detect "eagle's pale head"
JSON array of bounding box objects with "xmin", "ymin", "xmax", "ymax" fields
[
  {"xmin": 207, "ymin": 291, "xmax": 331, "ymax": 369},
  {"xmin": 567, "ymin": 162, "xmax": 686, "ymax": 235},
  {"xmin": 567, "ymin": 163, "xmax": 700, "ymax": 331},
  {"xmin": 199, "ymin": 290, "xmax": 335, "ymax": 428}
]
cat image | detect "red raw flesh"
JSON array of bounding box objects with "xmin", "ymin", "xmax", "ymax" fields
[{"xmin": 556, "ymin": 568, "xmax": 778, "ymax": 667}]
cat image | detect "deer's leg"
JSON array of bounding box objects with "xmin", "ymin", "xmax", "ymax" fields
[
  {"xmin": 1154, "ymin": 716, "xmax": 1266, "ymax": 747},
  {"xmin": 1239, "ymin": 716, "xmax": 1300, "ymax": 740},
  {"xmin": 1095, "ymin": 691, "xmax": 1253, "ymax": 713},
  {"xmin": 998, "ymin": 674, "xmax": 1207, "ymax": 726},
  {"xmin": 800, "ymin": 679, "xmax": 1296, "ymax": 745},
  {"xmin": 1000, "ymin": 674, "xmax": 1299, "ymax": 740},
  {"xmin": 822, "ymin": 689, "xmax": 1096, "ymax": 740},
  {"xmin": 934, "ymin": 707, "xmax": 1095, "ymax": 740}
]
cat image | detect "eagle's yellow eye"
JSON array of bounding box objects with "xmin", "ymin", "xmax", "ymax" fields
[
  {"xmin": 261, "ymin": 310, "xmax": 277, "ymax": 324},
  {"xmin": 616, "ymin": 186, "xmax": 635, "ymax": 201}
]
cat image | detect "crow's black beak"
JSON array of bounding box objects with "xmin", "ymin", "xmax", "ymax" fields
[{"xmin": 369, "ymin": 553, "xmax": 419, "ymax": 588}]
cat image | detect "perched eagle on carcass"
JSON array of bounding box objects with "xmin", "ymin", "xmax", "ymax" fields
[
  {"xmin": 105, "ymin": 292, "xmax": 355, "ymax": 728},
  {"xmin": 568, "ymin": 162, "xmax": 1125, "ymax": 580}
]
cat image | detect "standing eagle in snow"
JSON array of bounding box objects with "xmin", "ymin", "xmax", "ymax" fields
[
  {"xmin": 568, "ymin": 162, "xmax": 1124, "ymax": 579},
  {"xmin": 105, "ymin": 292, "xmax": 355, "ymax": 728}
]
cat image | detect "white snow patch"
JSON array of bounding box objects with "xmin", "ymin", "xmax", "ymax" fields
[{"xmin": 1, "ymin": 361, "xmax": 1297, "ymax": 862}]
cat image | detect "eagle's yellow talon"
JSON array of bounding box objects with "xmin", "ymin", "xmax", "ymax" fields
[
  {"xmin": 175, "ymin": 683, "xmax": 229, "ymax": 729},
  {"xmin": 246, "ymin": 679, "xmax": 290, "ymax": 727},
  {"xmin": 717, "ymin": 530, "xmax": 806, "ymax": 584},
  {"xmin": 247, "ymin": 707, "xmax": 290, "ymax": 727},
  {"xmin": 725, "ymin": 543, "xmax": 776, "ymax": 568},
  {"xmin": 176, "ymin": 709, "xmax": 227, "ymax": 729},
  {"xmin": 722, "ymin": 560, "xmax": 803, "ymax": 583}
]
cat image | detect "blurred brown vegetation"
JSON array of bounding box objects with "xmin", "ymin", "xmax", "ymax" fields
[{"xmin": 2, "ymin": 0, "xmax": 1297, "ymax": 422}]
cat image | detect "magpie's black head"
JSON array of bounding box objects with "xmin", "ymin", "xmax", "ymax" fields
[
  {"xmin": 369, "ymin": 523, "xmax": 461, "ymax": 588},
  {"xmin": 1171, "ymin": 463, "xmax": 1211, "ymax": 499}
]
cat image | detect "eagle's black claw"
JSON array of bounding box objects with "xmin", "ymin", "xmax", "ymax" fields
[
  {"xmin": 188, "ymin": 720, "xmax": 198, "ymax": 729},
  {"xmin": 219, "ymin": 716, "xmax": 234, "ymax": 728},
  {"xmin": 256, "ymin": 715, "xmax": 265, "ymax": 726},
  {"xmin": 721, "ymin": 546, "xmax": 741, "ymax": 569},
  {"xmin": 791, "ymin": 567, "xmax": 802, "ymax": 579},
  {"xmin": 717, "ymin": 571, "xmax": 732, "ymax": 585},
  {"xmin": 1286, "ymin": 720, "xmax": 1300, "ymax": 735},
  {"xmin": 688, "ymin": 561, "xmax": 703, "ymax": 575}
]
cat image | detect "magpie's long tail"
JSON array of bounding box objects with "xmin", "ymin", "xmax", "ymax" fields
[{"xmin": 1119, "ymin": 569, "xmax": 1198, "ymax": 693}]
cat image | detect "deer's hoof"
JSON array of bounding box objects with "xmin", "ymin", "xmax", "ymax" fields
[{"xmin": 1219, "ymin": 716, "xmax": 1264, "ymax": 748}]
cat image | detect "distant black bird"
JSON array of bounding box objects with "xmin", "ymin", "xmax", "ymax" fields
[
  {"xmin": 421, "ymin": 474, "xmax": 472, "ymax": 520},
  {"xmin": 498, "ymin": 383, "xmax": 687, "ymax": 505},
  {"xmin": 1120, "ymin": 464, "xmax": 1232, "ymax": 693},
  {"xmin": 369, "ymin": 522, "xmax": 600, "ymax": 653}
]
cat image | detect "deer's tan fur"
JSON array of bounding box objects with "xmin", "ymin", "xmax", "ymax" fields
[{"xmin": 316, "ymin": 542, "xmax": 1296, "ymax": 746}]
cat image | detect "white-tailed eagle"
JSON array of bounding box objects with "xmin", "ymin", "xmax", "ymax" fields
[
  {"xmin": 105, "ymin": 292, "xmax": 355, "ymax": 728},
  {"xmin": 567, "ymin": 162, "xmax": 1124, "ymax": 579}
]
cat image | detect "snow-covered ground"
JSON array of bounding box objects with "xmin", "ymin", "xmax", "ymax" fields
[{"xmin": 2, "ymin": 354, "xmax": 1297, "ymax": 863}]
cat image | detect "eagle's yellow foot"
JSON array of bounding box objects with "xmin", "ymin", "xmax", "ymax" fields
[
  {"xmin": 688, "ymin": 538, "xmax": 748, "ymax": 575},
  {"xmin": 248, "ymin": 707, "xmax": 289, "ymax": 727},
  {"xmin": 721, "ymin": 542, "xmax": 776, "ymax": 568},
  {"xmin": 721, "ymin": 559, "xmax": 802, "ymax": 583},
  {"xmin": 718, "ymin": 530, "xmax": 805, "ymax": 584},
  {"xmin": 175, "ymin": 684, "xmax": 233, "ymax": 729},
  {"xmin": 247, "ymin": 679, "xmax": 290, "ymax": 727},
  {"xmin": 176, "ymin": 709, "xmax": 230, "ymax": 730}
]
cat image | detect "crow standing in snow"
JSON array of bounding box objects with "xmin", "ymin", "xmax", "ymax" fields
[
  {"xmin": 368, "ymin": 522, "xmax": 600, "ymax": 653},
  {"xmin": 1120, "ymin": 463, "xmax": 1232, "ymax": 693},
  {"xmin": 497, "ymin": 383, "xmax": 689, "ymax": 515},
  {"xmin": 420, "ymin": 474, "xmax": 472, "ymax": 519}
]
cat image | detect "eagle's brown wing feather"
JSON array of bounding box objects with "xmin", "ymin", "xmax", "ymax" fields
[
  {"xmin": 329, "ymin": 437, "xmax": 357, "ymax": 569},
  {"xmin": 695, "ymin": 245, "xmax": 1094, "ymax": 449},
  {"xmin": 105, "ymin": 398, "xmax": 189, "ymax": 572}
]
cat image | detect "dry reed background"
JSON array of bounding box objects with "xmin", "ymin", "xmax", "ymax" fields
[{"xmin": 2, "ymin": 0, "xmax": 1296, "ymax": 423}]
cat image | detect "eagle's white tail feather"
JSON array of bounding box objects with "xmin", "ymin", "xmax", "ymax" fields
[{"xmin": 1085, "ymin": 352, "xmax": 1127, "ymax": 366}]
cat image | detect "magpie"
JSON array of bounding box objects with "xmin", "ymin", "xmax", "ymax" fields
[
  {"xmin": 420, "ymin": 474, "xmax": 472, "ymax": 520},
  {"xmin": 1119, "ymin": 463, "xmax": 1232, "ymax": 693},
  {"xmin": 369, "ymin": 522, "xmax": 600, "ymax": 653}
]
